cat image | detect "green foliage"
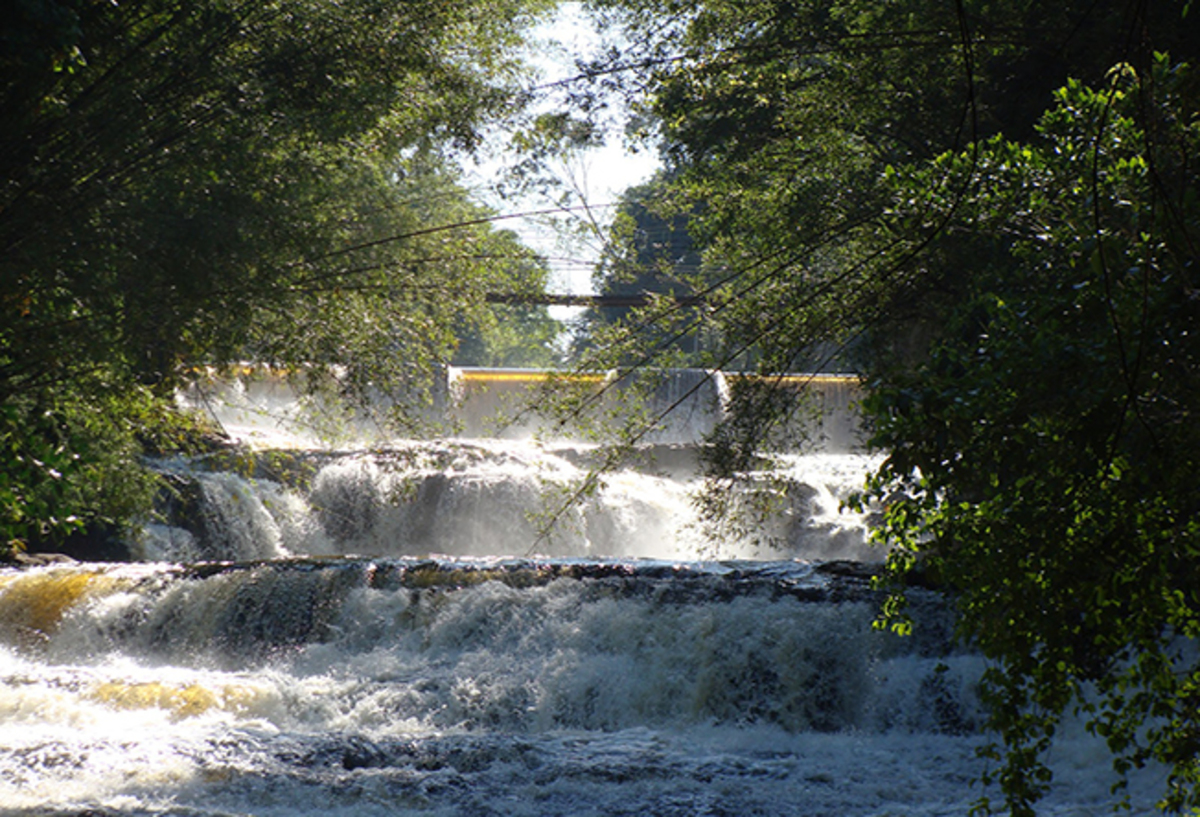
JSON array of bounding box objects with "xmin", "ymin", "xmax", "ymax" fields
[
  {"xmin": 1, "ymin": 383, "xmax": 172, "ymax": 556},
  {"xmin": 573, "ymin": 174, "xmax": 713, "ymax": 363},
  {"xmin": 579, "ymin": 0, "xmax": 1197, "ymax": 379},
  {"xmin": 0, "ymin": 0, "xmax": 558, "ymax": 551},
  {"xmin": 575, "ymin": 0, "xmax": 1200, "ymax": 811},
  {"xmin": 855, "ymin": 58, "xmax": 1200, "ymax": 813},
  {"xmin": 453, "ymin": 302, "xmax": 563, "ymax": 368}
]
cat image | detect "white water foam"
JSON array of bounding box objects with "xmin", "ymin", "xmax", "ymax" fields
[
  {"xmin": 0, "ymin": 561, "xmax": 1165, "ymax": 815},
  {"xmin": 2, "ymin": 373, "xmax": 1162, "ymax": 814},
  {"xmin": 145, "ymin": 442, "xmax": 882, "ymax": 564}
]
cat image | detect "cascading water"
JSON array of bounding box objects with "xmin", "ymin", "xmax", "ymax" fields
[
  {"xmin": 137, "ymin": 440, "xmax": 880, "ymax": 564},
  {"xmin": 0, "ymin": 370, "xmax": 1164, "ymax": 814}
]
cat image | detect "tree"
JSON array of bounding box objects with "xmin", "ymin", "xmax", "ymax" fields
[
  {"xmin": 855, "ymin": 61, "xmax": 1200, "ymax": 814},
  {"xmin": 579, "ymin": 0, "xmax": 1195, "ymax": 384},
  {"xmin": 570, "ymin": 0, "xmax": 1200, "ymax": 811},
  {"xmin": 0, "ymin": 0, "xmax": 557, "ymax": 555},
  {"xmin": 573, "ymin": 173, "xmax": 710, "ymax": 362}
]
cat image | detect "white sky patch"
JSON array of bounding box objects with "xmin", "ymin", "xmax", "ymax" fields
[{"xmin": 464, "ymin": 2, "xmax": 660, "ymax": 306}]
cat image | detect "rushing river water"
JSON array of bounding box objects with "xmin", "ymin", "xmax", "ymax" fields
[{"xmin": 0, "ymin": 373, "xmax": 1169, "ymax": 814}]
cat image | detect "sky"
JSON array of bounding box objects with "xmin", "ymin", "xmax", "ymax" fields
[{"xmin": 463, "ymin": 2, "xmax": 660, "ymax": 303}]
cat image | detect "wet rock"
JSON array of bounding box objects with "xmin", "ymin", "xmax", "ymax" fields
[{"xmin": 10, "ymin": 551, "xmax": 77, "ymax": 567}]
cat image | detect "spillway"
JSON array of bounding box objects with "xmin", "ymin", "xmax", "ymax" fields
[{"xmin": 0, "ymin": 369, "xmax": 1162, "ymax": 815}]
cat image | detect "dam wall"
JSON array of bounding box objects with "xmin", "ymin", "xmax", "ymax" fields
[{"xmin": 180, "ymin": 364, "xmax": 865, "ymax": 450}]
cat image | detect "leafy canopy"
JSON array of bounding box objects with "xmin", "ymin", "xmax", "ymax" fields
[
  {"xmin": 858, "ymin": 60, "xmax": 1200, "ymax": 814},
  {"xmin": 0, "ymin": 0, "xmax": 559, "ymax": 553},
  {"xmin": 571, "ymin": 0, "xmax": 1200, "ymax": 811}
]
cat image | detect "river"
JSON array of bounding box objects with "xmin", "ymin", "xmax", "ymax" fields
[{"xmin": 0, "ymin": 370, "xmax": 1165, "ymax": 815}]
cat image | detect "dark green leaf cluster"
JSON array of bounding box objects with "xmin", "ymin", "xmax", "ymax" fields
[
  {"xmin": 573, "ymin": 174, "xmax": 714, "ymax": 363},
  {"xmin": 0, "ymin": 0, "xmax": 558, "ymax": 552},
  {"xmin": 573, "ymin": 0, "xmax": 1200, "ymax": 811},
  {"xmin": 859, "ymin": 59, "xmax": 1200, "ymax": 814}
]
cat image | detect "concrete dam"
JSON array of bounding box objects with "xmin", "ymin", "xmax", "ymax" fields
[{"xmin": 182, "ymin": 365, "xmax": 865, "ymax": 451}]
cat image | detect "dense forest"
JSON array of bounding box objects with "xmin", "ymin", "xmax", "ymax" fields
[
  {"xmin": 1, "ymin": 0, "xmax": 561, "ymax": 556},
  {"xmin": 3, "ymin": 0, "xmax": 1199, "ymax": 813},
  {"xmin": 572, "ymin": 0, "xmax": 1200, "ymax": 812}
]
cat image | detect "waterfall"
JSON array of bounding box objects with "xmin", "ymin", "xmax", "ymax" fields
[
  {"xmin": 0, "ymin": 370, "xmax": 1164, "ymax": 815},
  {"xmin": 0, "ymin": 558, "xmax": 1157, "ymax": 814},
  {"xmin": 177, "ymin": 365, "xmax": 866, "ymax": 450},
  {"xmin": 140, "ymin": 441, "xmax": 881, "ymax": 563}
]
